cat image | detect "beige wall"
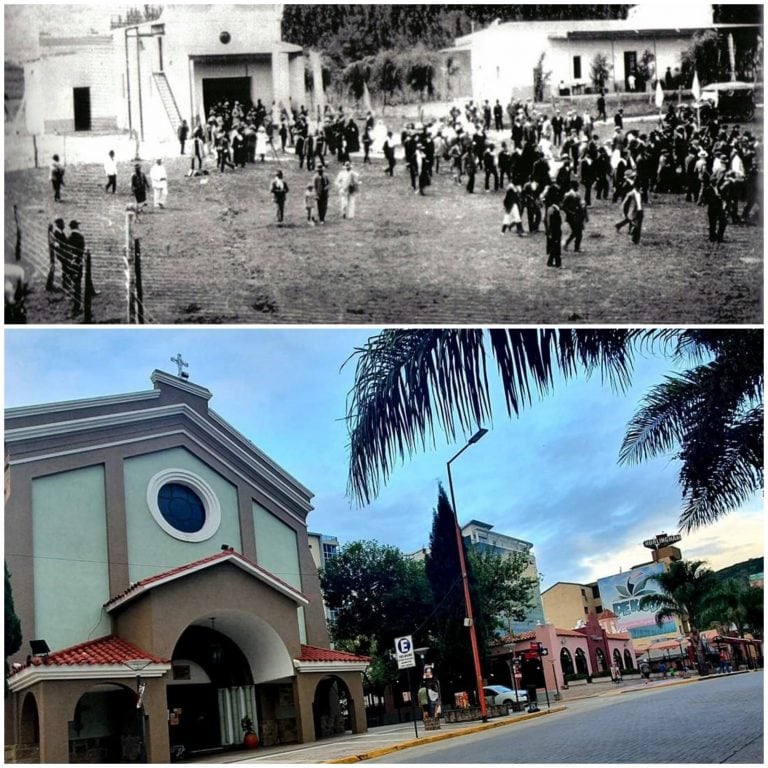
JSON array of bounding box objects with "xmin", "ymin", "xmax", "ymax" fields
[{"xmin": 542, "ymin": 583, "xmax": 601, "ymax": 630}]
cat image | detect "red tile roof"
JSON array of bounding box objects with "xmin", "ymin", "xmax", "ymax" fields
[
  {"xmin": 11, "ymin": 635, "xmax": 167, "ymax": 675},
  {"xmin": 298, "ymin": 645, "xmax": 371, "ymax": 663},
  {"xmin": 105, "ymin": 548, "xmax": 307, "ymax": 609}
]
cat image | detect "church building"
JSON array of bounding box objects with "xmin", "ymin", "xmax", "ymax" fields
[
  {"xmin": 20, "ymin": 4, "xmax": 306, "ymax": 140},
  {"xmin": 4, "ymin": 368, "xmax": 367, "ymax": 763}
]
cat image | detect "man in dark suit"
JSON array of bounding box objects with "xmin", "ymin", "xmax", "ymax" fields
[
  {"xmin": 313, "ymin": 166, "xmax": 330, "ymax": 224},
  {"xmin": 66, "ymin": 220, "xmax": 86, "ymax": 312},
  {"xmin": 493, "ymin": 100, "xmax": 504, "ymax": 131}
]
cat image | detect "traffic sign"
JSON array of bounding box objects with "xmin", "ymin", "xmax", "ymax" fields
[{"xmin": 394, "ymin": 635, "xmax": 416, "ymax": 669}]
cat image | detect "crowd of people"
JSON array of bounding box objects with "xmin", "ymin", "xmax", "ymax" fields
[{"xmin": 45, "ymin": 90, "xmax": 760, "ymax": 287}]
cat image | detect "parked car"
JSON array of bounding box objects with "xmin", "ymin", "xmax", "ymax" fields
[
  {"xmin": 699, "ymin": 81, "xmax": 756, "ymax": 121},
  {"xmin": 483, "ymin": 684, "xmax": 528, "ymax": 706}
]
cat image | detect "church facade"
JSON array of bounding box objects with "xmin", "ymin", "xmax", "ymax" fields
[
  {"xmin": 4, "ymin": 369, "xmax": 367, "ymax": 763},
  {"xmin": 21, "ymin": 4, "xmax": 306, "ymax": 139}
]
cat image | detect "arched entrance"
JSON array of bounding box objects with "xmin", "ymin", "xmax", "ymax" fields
[
  {"xmin": 313, "ymin": 676, "xmax": 353, "ymax": 739},
  {"xmin": 595, "ymin": 648, "xmax": 608, "ymax": 672},
  {"xmin": 624, "ymin": 649, "xmax": 634, "ymax": 669},
  {"xmin": 167, "ymin": 623, "xmax": 255, "ymax": 757},
  {"xmin": 575, "ymin": 647, "xmax": 589, "ymax": 675},
  {"xmin": 560, "ymin": 648, "xmax": 574, "ymax": 676},
  {"xmin": 613, "ymin": 649, "xmax": 624, "ymax": 670},
  {"xmin": 19, "ymin": 692, "xmax": 40, "ymax": 761},
  {"xmin": 68, "ymin": 684, "xmax": 137, "ymax": 762}
]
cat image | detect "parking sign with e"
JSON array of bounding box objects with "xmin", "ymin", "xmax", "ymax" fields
[{"xmin": 395, "ymin": 635, "xmax": 415, "ymax": 669}]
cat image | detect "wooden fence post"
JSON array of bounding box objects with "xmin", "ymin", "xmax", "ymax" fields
[{"xmin": 83, "ymin": 251, "xmax": 94, "ymax": 323}]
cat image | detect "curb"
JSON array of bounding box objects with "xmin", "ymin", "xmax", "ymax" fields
[{"xmin": 324, "ymin": 706, "xmax": 568, "ymax": 763}]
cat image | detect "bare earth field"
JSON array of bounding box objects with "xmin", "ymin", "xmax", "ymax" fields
[{"xmin": 5, "ymin": 121, "xmax": 763, "ymax": 325}]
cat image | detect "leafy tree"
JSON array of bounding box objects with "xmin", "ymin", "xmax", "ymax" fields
[
  {"xmin": 636, "ymin": 49, "xmax": 656, "ymax": 90},
  {"xmin": 681, "ymin": 30, "xmax": 722, "ymax": 85},
  {"xmin": 619, "ymin": 330, "xmax": 763, "ymax": 532},
  {"xmin": 638, "ymin": 559, "xmax": 718, "ymax": 670},
  {"xmin": 590, "ymin": 52, "xmax": 612, "ymax": 91},
  {"xmin": 370, "ymin": 52, "xmax": 404, "ymax": 108},
  {"xmin": 344, "ymin": 329, "xmax": 763, "ymax": 534},
  {"xmin": 320, "ymin": 540, "xmax": 432, "ymax": 656},
  {"xmin": 403, "ymin": 48, "xmax": 437, "ymax": 102},
  {"xmin": 701, "ymin": 579, "xmax": 763, "ymax": 638},
  {"xmin": 342, "ymin": 58, "xmax": 372, "ymax": 103},
  {"xmin": 5, "ymin": 562, "xmax": 22, "ymax": 694},
  {"xmin": 533, "ymin": 52, "xmax": 551, "ymax": 102}
]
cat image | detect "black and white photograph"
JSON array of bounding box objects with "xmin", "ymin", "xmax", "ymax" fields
[{"xmin": 3, "ymin": 3, "xmax": 763, "ymax": 324}]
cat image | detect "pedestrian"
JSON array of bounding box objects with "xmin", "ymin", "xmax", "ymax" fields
[
  {"xmin": 383, "ymin": 131, "xmax": 396, "ymax": 176},
  {"xmin": 313, "ymin": 165, "xmax": 330, "ymax": 224},
  {"xmin": 190, "ymin": 122, "xmax": 205, "ymax": 173},
  {"xmin": 417, "ymin": 684, "xmax": 429, "ymax": 720},
  {"xmin": 335, "ymin": 161, "xmax": 361, "ymax": 219},
  {"xmin": 269, "ymin": 169, "xmax": 289, "ymax": 223},
  {"xmin": 47, "ymin": 217, "xmax": 67, "ymax": 291},
  {"xmin": 49, "ymin": 154, "xmax": 65, "ymax": 202},
  {"xmin": 701, "ymin": 178, "xmax": 727, "ymax": 243},
  {"xmin": 501, "ymin": 183, "xmax": 524, "ymax": 236},
  {"xmin": 641, "ymin": 661, "xmax": 651, "ymax": 683},
  {"xmin": 255, "ymin": 125, "xmax": 269, "ymax": 162},
  {"xmin": 596, "ymin": 90, "xmax": 607, "ymax": 122},
  {"xmin": 104, "ymin": 150, "xmax": 117, "ymax": 194},
  {"xmin": 130, "ymin": 163, "xmax": 150, "ymax": 211},
  {"xmin": 362, "ymin": 127, "xmax": 372, "ymax": 164},
  {"xmin": 544, "ymin": 185, "xmax": 563, "ymax": 268},
  {"xmin": 304, "ymin": 183, "xmax": 317, "ymax": 226},
  {"xmin": 493, "ymin": 99, "xmax": 504, "ymax": 131},
  {"xmin": 178, "ymin": 119, "xmax": 189, "ymax": 155},
  {"xmin": 65, "ymin": 219, "xmax": 85, "ymax": 313},
  {"xmin": 149, "ymin": 158, "xmax": 168, "ymax": 209},
  {"xmin": 562, "ymin": 181, "xmax": 587, "ymax": 252},
  {"xmin": 616, "ymin": 180, "xmax": 644, "ymax": 243}
]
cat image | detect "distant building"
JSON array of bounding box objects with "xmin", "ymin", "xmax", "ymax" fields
[
  {"xmin": 748, "ymin": 572, "xmax": 764, "ymax": 589},
  {"xmin": 461, "ymin": 520, "xmax": 546, "ymax": 634},
  {"xmin": 441, "ymin": 3, "xmax": 759, "ymax": 102},
  {"xmin": 4, "ymin": 369, "xmax": 367, "ymax": 763},
  {"xmin": 19, "ymin": 4, "xmax": 306, "ymax": 139},
  {"xmin": 541, "ymin": 581, "xmax": 603, "ymax": 630},
  {"xmin": 308, "ymin": 532, "xmax": 340, "ymax": 626}
]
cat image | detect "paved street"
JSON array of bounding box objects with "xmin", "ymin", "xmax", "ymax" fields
[{"xmin": 372, "ymin": 672, "xmax": 763, "ymax": 763}]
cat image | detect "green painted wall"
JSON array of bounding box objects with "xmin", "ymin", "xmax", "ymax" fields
[
  {"xmin": 252, "ymin": 503, "xmax": 306, "ymax": 643},
  {"xmin": 124, "ymin": 447, "xmax": 241, "ymax": 583},
  {"xmin": 32, "ymin": 465, "xmax": 111, "ymax": 651}
]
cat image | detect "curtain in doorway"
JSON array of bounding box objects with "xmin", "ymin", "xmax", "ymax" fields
[{"xmin": 217, "ymin": 686, "xmax": 256, "ymax": 746}]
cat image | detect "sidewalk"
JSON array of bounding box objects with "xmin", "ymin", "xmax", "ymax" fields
[{"xmin": 183, "ymin": 672, "xmax": 759, "ymax": 765}]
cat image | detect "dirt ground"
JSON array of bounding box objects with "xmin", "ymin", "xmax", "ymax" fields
[{"xmin": 5, "ymin": 117, "xmax": 763, "ymax": 325}]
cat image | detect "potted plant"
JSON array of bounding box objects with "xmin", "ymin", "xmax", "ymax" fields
[{"xmin": 241, "ymin": 716, "xmax": 259, "ymax": 749}]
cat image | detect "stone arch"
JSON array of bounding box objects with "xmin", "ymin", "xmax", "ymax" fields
[
  {"xmin": 560, "ymin": 647, "xmax": 575, "ymax": 676},
  {"xmin": 68, "ymin": 683, "xmax": 138, "ymax": 763},
  {"xmin": 312, "ymin": 676, "xmax": 354, "ymax": 739},
  {"xmin": 613, "ymin": 648, "xmax": 624, "ymax": 670},
  {"xmin": 575, "ymin": 647, "xmax": 589, "ymax": 675}
]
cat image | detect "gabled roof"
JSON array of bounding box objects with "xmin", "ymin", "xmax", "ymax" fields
[
  {"xmin": 7, "ymin": 636, "xmax": 171, "ymax": 692},
  {"xmin": 105, "ymin": 548, "xmax": 309, "ymax": 612}
]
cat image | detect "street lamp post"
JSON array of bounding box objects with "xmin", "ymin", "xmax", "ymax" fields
[
  {"xmin": 446, "ymin": 427, "xmax": 489, "ymax": 723},
  {"xmin": 123, "ymin": 659, "xmax": 152, "ymax": 762}
]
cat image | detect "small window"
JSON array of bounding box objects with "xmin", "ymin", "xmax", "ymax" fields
[
  {"xmin": 573, "ymin": 55, "xmax": 582, "ymax": 80},
  {"xmin": 158, "ymin": 483, "xmax": 206, "ymax": 533},
  {"xmin": 584, "ymin": 606, "xmax": 589, "ymax": 614},
  {"xmin": 596, "ymin": 605, "xmax": 603, "ymax": 613},
  {"xmin": 580, "ymin": 588, "xmax": 586, "ymax": 598}
]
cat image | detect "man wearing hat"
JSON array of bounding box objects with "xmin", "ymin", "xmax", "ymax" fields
[
  {"xmin": 312, "ymin": 165, "xmax": 331, "ymax": 224},
  {"xmin": 335, "ymin": 161, "xmax": 361, "ymax": 218},
  {"xmin": 149, "ymin": 158, "xmax": 168, "ymax": 209}
]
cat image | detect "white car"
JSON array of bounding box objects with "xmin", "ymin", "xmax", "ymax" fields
[{"xmin": 483, "ymin": 684, "xmax": 528, "ymax": 706}]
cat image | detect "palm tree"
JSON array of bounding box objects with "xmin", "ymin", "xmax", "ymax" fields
[
  {"xmin": 344, "ymin": 329, "xmax": 763, "ymax": 532},
  {"xmin": 638, "ymin": 559, "xmax": 717, "ymax": 671},
  {"xmin": 619, "ymin": 329, "xmax": 763, "ymax": 532},
  {"xmin": 700, "ymin": 579, "xmax": 763, "ymax": 639}
]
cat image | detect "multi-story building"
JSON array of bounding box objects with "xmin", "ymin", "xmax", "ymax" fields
[
  {"xmin": 307, "ymin": 532, "xmax": 340, "ymax": 626},
  {"xmin": 4, "ymin": 369, "xmax": 368, "ymax": 763},
  {"xmin": 461, "ymin": 520, "xmax": 546, "ymax": 634},
  {"xmin": 541, "ymin": 581, "xmax": 603, "ymax": 630}
]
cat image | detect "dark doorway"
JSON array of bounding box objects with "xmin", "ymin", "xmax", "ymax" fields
[
  {"xmin": 157, "ymin": 37, "xmax": 164, "ymax": 71},
  {"xmin": 167, "ymin": 684, "xmax": 220, "ymax": 754},
  {"xmin": 202, "ymin": 77, "xmax": 251, "ymax": 116},
  {"xmin": 624, "ymin": 51, "xmax": 637, "ymax": 91},
  {"xmin": 73, "ymin": 87, "xmax": 91, "ymax": 131}
]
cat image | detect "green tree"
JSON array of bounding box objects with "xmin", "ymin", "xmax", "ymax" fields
[
  {"xmin": 370, "ymin": 52, "xmax": 404, "ymax": 108},
  {"xmin": 619, "ymin": 330, "xmax": 763, "ymax": 532},
  {"xmin": 681, "ymin": 30, "xmax": 722, "ymax": 85},
  {"xmin": 701, "ymin": 579, "xmax": 763, "ymax": 638},
  {"xmin": 638, "ymin": 559, "xmax": 718, "ymax": 670},
  {"xmin": 403, "ymin": 48, "xmax": 437, "ymax": 102},
  {"xmin": 590, "ymin": 52, "xmax": 612, "ymax": 91},
  {"xmin": 342, "ymin": 58, "xmax": 372, "ymax": 103},
  {"xmin": 320, "ymin": 540, "xmax": 432, "ymax": 658},
  {"xmin": 344, "ymin": 329, "xmax": 763, "ymax": 533},
  {"xmin": 5, "ymin": 562, "xmax": 22, "ymax": 694}
]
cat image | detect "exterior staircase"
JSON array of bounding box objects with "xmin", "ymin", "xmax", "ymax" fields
[{"xmin": 152, "ymin": 72, "xmax": 183, "ymax": 136}]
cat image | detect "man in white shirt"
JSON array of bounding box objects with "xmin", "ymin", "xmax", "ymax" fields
[
  {"xmin": 104, "ymin": 150, "xmax": 117, "ymax": 194},
  {"xmin": 335, "ymin": 161, "xmax": 361, "ymax": 219},
  {"xmin": 616, "ymin": 179, "xmax": 644, "ymax": 244},
  {"xmin": 149, "ymin": 158, "xmax": 168, "ymax": 209}
]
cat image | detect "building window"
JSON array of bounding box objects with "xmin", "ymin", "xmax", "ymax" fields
[
  {"xmin": 591, "ymin": 585, "xmax": 600, "ymax": 598},
  {"xmin": 147, "ymin": 468, "xmax": 221, "ymax": 542},
  {"xmin": 573, "ymin": 55, "xmax": 582, "ymax": 80},
  {"xmin": 580, "ymin": 588, "xmax": 586, "ymax": 598},
  {"xmin": 596, "ymin": 605, "xmax": 603, "ymax": 613},
  {"xmin": 584, "ymin": 606, "xmax": 589, "ymax": 614},
  {"xmin": 322, "ymin": 543, "xmax": 337, "ymax": 562}
]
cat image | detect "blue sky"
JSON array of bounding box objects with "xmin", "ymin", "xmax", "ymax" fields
[{"xmin": 4, "ymin": 328, "xmax": 763, "ymax": 589}]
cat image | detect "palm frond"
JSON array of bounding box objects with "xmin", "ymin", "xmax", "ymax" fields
[{"xmin": 345, "ymin": 328, "xmax": 636, "ymax": 505}]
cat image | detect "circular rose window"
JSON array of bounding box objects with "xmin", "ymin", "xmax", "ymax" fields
[{"xmin": 147, "ymin": 469, "xmax": 221, "ymax": 542}]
